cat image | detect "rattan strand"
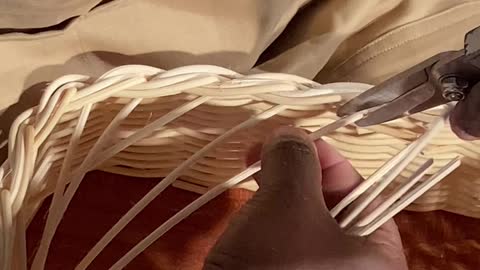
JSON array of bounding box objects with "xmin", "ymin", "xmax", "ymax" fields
[{"xmin": 0, "ymin": 65, "xmax": 477, "ymax": 270}]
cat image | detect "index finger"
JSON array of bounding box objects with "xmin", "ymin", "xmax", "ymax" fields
[
  {"xmin": 315, "ymin": 139, "xmax": 363, "ymax": 209},
  {"xmin": 315, "ymin": 140, "xmax": 405, "ymax": 263}
]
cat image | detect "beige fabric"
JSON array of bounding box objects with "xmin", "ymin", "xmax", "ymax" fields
[
  {"xmin": 257, "ymin": 0, "xmax": 480, "ymax": 83},
  {"xmin": 0, "ymin": 0, "xmax": 479, "ymax": 127},
  {"xmin": 315, "ymin": 0, "xmax": 480, "ymax": 84},
  {"xmin": 0, "ymin": 0, "xmax": 308, "ymax": 113},
  {"xmin": 0, "ymin": 0, "xmax": 102, "ymax": 28},
  {"xmin": 255, "ymin": 0, "xmax": 403, "ymax": 78}
]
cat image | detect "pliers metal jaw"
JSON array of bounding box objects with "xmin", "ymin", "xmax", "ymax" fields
[{"xmin": 337, "ymin": 26, "xmax": 480, "ymax": 127}]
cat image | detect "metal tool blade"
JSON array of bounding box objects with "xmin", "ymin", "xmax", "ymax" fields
[
  {"xmin": 337, "ymin": 52, "xmax": 448, "ymax": 117},
  {"xmin": 355, "ymin": 83, "xmax": 435, "ymax": 126},
  {"xmin": 409, "ymin": 85, "xmax": 447, "ymax": 114}
]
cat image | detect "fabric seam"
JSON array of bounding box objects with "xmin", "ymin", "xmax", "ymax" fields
[{"xmin": 332, "ymin": 2, "xmax": 480, "ymax": 74}]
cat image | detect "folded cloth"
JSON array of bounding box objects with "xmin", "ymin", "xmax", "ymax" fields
[
  {"xmin": 0, "ymin": 0, "xmax": 102, "ymax": 29},
  {"xmin": 1, "ymin": 0, "xmax": 480, "ymax": 112}
]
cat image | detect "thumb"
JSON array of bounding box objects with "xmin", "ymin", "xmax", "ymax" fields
[
  {"xmin": 257, "ymin": 127, "xmax": 330, "ymax": 219},
  {"xmin": 204, "ymin": 127, "xmax": 346, "ymax": 269}
]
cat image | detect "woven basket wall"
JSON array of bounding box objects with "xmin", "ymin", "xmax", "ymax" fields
[
  {"xmin": 2, "ymin": 64, "xmax": 480, "ymax": 223},
  {"xmin": 1, "ymin": 64, "xmax": 480, "ymax": 269}
]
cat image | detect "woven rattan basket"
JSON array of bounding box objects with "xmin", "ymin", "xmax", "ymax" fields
[{"xmin": 1, "ymin": 64, "xmax": 479, "ymax": 269}]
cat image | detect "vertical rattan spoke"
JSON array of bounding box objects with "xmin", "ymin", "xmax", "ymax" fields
[
  {"xmin": 76, "ymin": 105, "xmax": 287, "ymax": 270},
  {"xmin": 108, "ymin": 111, "xmax": 364, "ymax": 270},
  {"xmin": 0, "ymin": 65, "xmax": 469, "ymax": 270}
]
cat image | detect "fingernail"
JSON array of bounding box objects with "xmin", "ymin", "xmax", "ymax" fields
[
  {"xmin": 260, "ymin": 127, "xmax": 320, "ymax": 192},
  {"xmin": 263, "ymin": 127, "xmax": 313, "ymax": 155}
]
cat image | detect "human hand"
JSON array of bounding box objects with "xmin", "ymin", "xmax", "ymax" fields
[
  {"xmin": 203, "ymin": 127, "xmax": 408, "ymax": 270},
  {"xmin": 450, "ymin": 82, "xmax": 480, "ymax": 140}
]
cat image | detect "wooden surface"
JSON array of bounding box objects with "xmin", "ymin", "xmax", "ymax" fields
[{"xmin": 27, "ymin": 171, "xmax": 480, "ymax": 269}]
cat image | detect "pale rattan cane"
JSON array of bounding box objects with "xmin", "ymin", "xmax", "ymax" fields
[{"xmin": 0, "ymin": 65, "xmax": 478, "ymax": 269}]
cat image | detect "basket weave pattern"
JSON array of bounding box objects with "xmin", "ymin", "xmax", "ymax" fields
[{"xmin": 1, "ymin": 65, "xmax": 480, "ymax": 269}]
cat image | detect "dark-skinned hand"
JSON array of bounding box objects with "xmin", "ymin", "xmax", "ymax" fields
[{"xmin": 203, "ymin": 127, "xmax": 408, "ymax": 270}]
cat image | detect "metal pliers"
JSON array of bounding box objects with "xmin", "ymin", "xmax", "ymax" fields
[{"xmin": 337, "ymin": 26, "xmax": 480, "ymax": 127}]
